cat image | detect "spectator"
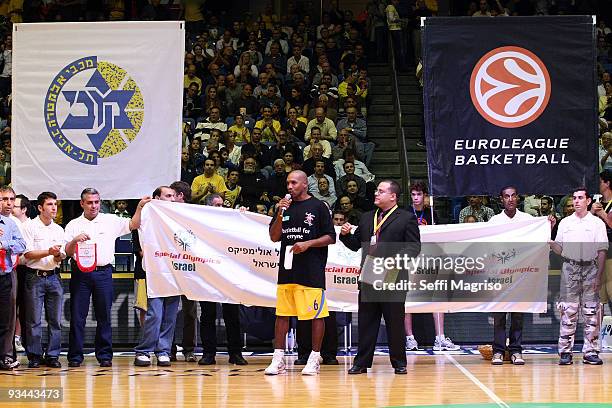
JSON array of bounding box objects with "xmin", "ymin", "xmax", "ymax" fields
[
  {"xmin": 336, "ymin": 161, "xmax": 368, "ymax": 198},
  {"xmin": 224, "ymin": 169, "xmax": 242, "ymax": 208},
  {"xmin": 284, "ymin": 107, "xmax": 307, "ymax": 143},
  {"xmin": 302, "ymin": 142, "xmax": 336, "ymax": 178},
  {"xmin": 181, "ymin": 147, "xmax": 196, "ymax": 185},
  {"xmin": 183, "ymin": 83, "xmax": 203, "ymax": 120},
  {"xmin": 458, "ymin": 196, "xmax": 495, "ymax": 222},
  {"xmin": 241, "ymin": 128, "xmax": 272, "ymax": 168},
  {"xmin": 336, "ymin": 194, "xmax": 362, "ymax": 224},
  {"xmin": 225, "ymin": 74, "xmax": 243, "ymax": 114},
  {"xmin": 255, "ymin": 106, "xmax": 281, "ymax": 143},
  {"xmin": 191, "ymin": 158, "xmax": 228, "ymax": 204},
  {"xmin": 234, "ymin": 83, "xmax": 259, "ymax": 118},
  {"xmin": 282, "ymin": 151, "xmax": 302, "ymax": 173},
  {"xmin": 262, "ymin": 41, "xmax": 287, "ymax": 74},
  {"xmin": 304, "ymin": 128, "xmax": 332, "ymax": 159},
  {"xmin": 305, "ymin": 107, "xmax": 337, "ymax": 143},
  {"xmin": 335, "ymin": 149, "xmax": 375, "ymax": 183},
  {"xmin": 184, "ymin": 64, "xmax": 203, "ymax": 91},
  {"xmin": 234, "ymin": 52, "xmax": 259, "ymax": 78},
  {"xmin": 600, "ymin": 132, "xmax": 612, "ymax": 171},
  {"xmin": 194, "ymin": 106, "xmax": 228, "ymax": 141},
  {"xmin": 472, "ymin": 0, "xmax": 492, "ymax": 16},
  {"xmin": 268, "ymin": 159, "xmax": 288, "ymax": 203},
  {"xmin": 311, "ymin": 177, "xmax": 337, "ymax": 208},
  {"xmin": 270, "ymin": 129, "xmax": 301, "ymax": 163},
  {"xmin": 238, "ymin": 157, "xmax": 269, "ymax": 209},
  {"xmin": 286, "ymin": 45, "xmax": 310, "ymax": 74},
  {"xmin": 308, "ymin": 160, "xmax": 337, "ymax": 196},
  {"xmin": 203, "ymin": 86, "xmax": 225, "ymax": 117},
  {"xmin": 229, "ymin": 114, "xmax": 250, "ymax": 142},
  {"xmin": 285, "ymin": 86, "xmax": 310, "ymax": 120}
]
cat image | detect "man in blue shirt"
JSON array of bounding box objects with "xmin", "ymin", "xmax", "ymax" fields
[{"xmin": 0, "ymin": 186, "xmax": 26, "ymax": 370}]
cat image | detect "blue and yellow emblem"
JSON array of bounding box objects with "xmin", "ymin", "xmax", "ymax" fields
[{"xmin": 44, "ymin": 56, "xmax": 144, "ymax": 165}]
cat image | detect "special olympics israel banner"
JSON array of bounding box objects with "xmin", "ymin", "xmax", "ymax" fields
[
  {"xmin": 422, "ymin": 16, "xmax": 598, "ymax": 196},
  {"xmin": 12, "ymin": 22, "xmax": 184, "ymax": 199},
  {"xmin": 141, "ymin": 200, "xmax": 551, "ymax": 313}
]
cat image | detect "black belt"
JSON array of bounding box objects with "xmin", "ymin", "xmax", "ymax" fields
[
  {"xmin": 563, "ymin": 258, "xmax": 597, "ymax": 266},
  {"xmin": 26, "ymin": 267, "xmax": 59, "ymax": 277}
]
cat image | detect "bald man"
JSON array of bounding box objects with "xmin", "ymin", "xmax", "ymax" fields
[{"xmin": 265, "ymin": 171, "xmax": 336, "ymax": 376}]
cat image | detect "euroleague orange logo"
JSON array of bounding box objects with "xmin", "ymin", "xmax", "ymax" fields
[{"xmin": 470, "ymin": 46, "xmax": 551, "ymax": 128}]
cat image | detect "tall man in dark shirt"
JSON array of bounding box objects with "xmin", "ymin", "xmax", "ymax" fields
[{"xmin": 265, "ymin": 171, "xmax": 336, "ymax": 376}]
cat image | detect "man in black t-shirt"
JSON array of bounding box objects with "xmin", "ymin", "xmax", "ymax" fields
[{"xmin": 265, "ymin": 170, "xmax": 336, "ymax": 376}]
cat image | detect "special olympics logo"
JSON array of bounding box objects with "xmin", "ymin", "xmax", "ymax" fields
[
  {"xmin": 470, "ymin": 46, "xmax": 551, "ymax": 128},
  {"xmin": 174, "ymin": 229, "xmax": 196, "ymax": 251},
  {"xmin": 44, "ymin": 56, "xmax": 144, "ymax": 165}
]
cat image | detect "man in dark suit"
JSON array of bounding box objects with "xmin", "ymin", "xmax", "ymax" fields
[{"xmin": 340, "ymin": 180, "xmax": 421, "ymax": 374}]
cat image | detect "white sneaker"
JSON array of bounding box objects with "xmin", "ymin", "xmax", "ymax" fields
[
  {"xmin": 434, "ymin": 336, "xmax": 460, "ymax": 351},
  {"xmin": 301, "ymin": 353, "xmax": 321, "ymax": 376},
  {"xmin": 406, "ymin": 335, "xmax": 418, "ymax": 351},
  {"xmin": 157, "ymin": 355, "xmax": 171, "ymax": 367},
  {"xmin": 491, "ymin": 352, "xmax": 503, "ymax": 365},
  {"xmin": 264, "ymin": 351, "xmax": 286, "ymax": 375},
  {"xmin": 134, "ymin": 354, "xmax": 151, "ymax": 367},
  {"xmin": 14, "ymin": 336, "xmax": 25, "ymax": 353}
]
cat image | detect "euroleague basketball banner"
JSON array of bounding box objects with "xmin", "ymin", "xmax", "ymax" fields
[
  {"xmin": 11, "ymin": 22, "xmax": 184, "ymax": 199},
  {"xmin": 140, "ymin": 200, "xmax": 550, "ymax": 313},
  {"xmin": 422, "ymin": 16, "xmax": 598, "ymax": 196}
]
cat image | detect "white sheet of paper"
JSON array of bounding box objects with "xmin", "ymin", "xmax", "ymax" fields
[{"xmin": 284, "ymin": 245, "xmax": 294, "ymax": 270}]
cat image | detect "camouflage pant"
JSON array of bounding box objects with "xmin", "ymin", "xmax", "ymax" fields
[{"xmin": 557, "ymin": 262, "xmax": 600, "ymax": 355}]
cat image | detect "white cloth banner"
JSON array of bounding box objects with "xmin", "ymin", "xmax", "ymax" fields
[
  {"xmin": 12, "ymin": 22, "xmax": 184, "ymax": 199},
  {"xmin": 141, "ymin": 201, "xmax": 551, "ymax": 313}
]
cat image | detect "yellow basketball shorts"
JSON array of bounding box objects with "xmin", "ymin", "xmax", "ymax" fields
[
  {"xmin": 134, "ymin": 279, "xmax": 148, "ymax": 312},
  {"xmin": 275, "ymin": 283, "xmax": 329, "ymax": 320}
]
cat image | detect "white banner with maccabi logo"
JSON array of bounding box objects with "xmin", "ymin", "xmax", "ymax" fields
[
  {"xmin": 12, "ymin": 21, "xmax": 183, "ymax": 199},
  {"xmin": 141, "ymin": 200, "xmax": 551, "ymax": 313}
]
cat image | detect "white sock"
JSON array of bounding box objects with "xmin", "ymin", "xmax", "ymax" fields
[
  {"xmin": 407, "ymin": 335, "xmax": 415, "ymax": 339},
  {"xmin": 436, "ymin": 334, "xmax": 445, "ymax": 341},
  {"xmin": 273, "ymin": 349, "xmax": 284, "ymax": 357},
  {"xmin": 310, "ymin": 351, "xmax": 321, "ymax": 359}
]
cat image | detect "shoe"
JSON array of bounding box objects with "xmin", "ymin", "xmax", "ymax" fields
[
  {"xmin": 583, "ymin": 354, "xmax": 603, "ymax": 365},
  {"xmin": 68, "ymin": 360, "xmax": 81, "ymax": 368},
  {"xmin": 293, "ymin": 357, "xmax": 308, "ymax": 365},
  {"xmin": 322, "ymin": 356, "xmax": 339, "ymax": 365},
  {"xmin": 28, "ymin": 359, "xmax": 40, "ymax": 369},
  {"xmin": 198, "ymin": 353, "xmax": 216, "ymax": 365},
  {"xmin": 348, "ymin": 365, "xmax": 367, "ymax": 374},
  {"xmin": 434, "ymin": 337, "xmax": 460, "ymax": 351},
  {"xmin": 491, "ymin": 352, "xmax": 503, "ymax": 365},
  {"xmin": 394, "ymin": 366, "xmax": 407, "ymax": 375},
  {"xmin": 14, "ymin": 336, "xmax": 25, "ymax": 353},
  {"xmin": 301, "ymin": 353, "xmax": 320, "ymax": 376},
  {"xmin": 99, "ymin": 360, "xmax": 112, "ymax": 368},
  {"xmin": 559, "ymin": 353, "xmax": 573, "ymax": 365},
  {"xmin": 405, "ymin": 335, "xmax": 419, "ymax": 351},
  {"xmin": 45, "ymin": 358, "xmax": 62, "ymax": 368},
  {"xmin": 157, "ymin": 355, "xmax": 171, "ymax": 367},
  {"xmin": 228, "ymin": 353, "xmax": 248, "ymax": 366},
  {"xmin": 264, "ymin": 351, "xmax": 286, "ymax": 375},
  {"xmin": 510, "ymin": 353, "xmax": 525, "ymax": 365},
  {"xmin": 134, "ymin": 354, "xmax": 151, "ymax": 367},
  {"xmin": 184, "ymin": 352, "xmax": 197, "ymax": 363},
  {"xmin": 0, "ymin": 357, "xmax": 17, "ymax": 370}
]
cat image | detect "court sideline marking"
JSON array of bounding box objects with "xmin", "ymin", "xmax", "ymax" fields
[{"xmin": 445, "ymin": 354, "xmax": 510, "ymax": 408}]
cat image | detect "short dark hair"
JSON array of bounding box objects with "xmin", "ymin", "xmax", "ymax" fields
[
  {"xmin": 80, "ymin": 187, "xmax": 100, "ymax": 200},
  {"xmin": 15, "ymin": 194, "xmax": 30, "ymax": 211},
  {"xmin": 380, "ymin": 179, "xmax": 401, "ymax": 198},
  {"xmin": 37, "ymin": 192, "xmax": 57, "ymax": 207},
  {"xmin": 499, "ymin": 185, "xmax": 518, "ymax": 197},
  {"xmin": 170, "ymin": 181, "xmax": 192, "ymax": 202},
  {"xmin": 410, "ymin": 180, "xmax": 428, "ymax": 195},
  {"xmin": 600, "ymin": 170, "xmax": 612, "ymax": 187},
  {"xmin": 332, "ymin": 211, "xmax": 345, "ymax": 219},
  {"xmin": 572, "ymin": 186, "xmax": 590, "ymax": 199}
]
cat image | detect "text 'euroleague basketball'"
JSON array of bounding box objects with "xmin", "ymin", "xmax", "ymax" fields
[{"xmin": 423, "ymin": 16, "xmax": 598, "ymax": 196}]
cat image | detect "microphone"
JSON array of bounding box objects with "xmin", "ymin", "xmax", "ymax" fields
[{"xmin": 281, "ymin": 194, "xmax": 292, "ymax": 215}]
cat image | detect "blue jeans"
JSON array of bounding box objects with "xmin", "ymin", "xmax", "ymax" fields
[
  {"xmin": 68, "ymin": 265, "xmax": 114, "ymax": 363},
  {"xmin": 24, "ymin": 271, "xmax": 63, "ymax": 359},
  {"xmin": 134, "ymin": 296, "xmax": 180, "ymax": 356}
]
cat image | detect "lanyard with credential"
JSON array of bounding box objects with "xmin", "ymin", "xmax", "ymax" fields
[{"xmin": 372, "ymin": 205, "xmax": 398, "ymax": 243}]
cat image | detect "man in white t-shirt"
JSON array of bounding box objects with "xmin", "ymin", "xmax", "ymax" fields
[
  {"xmin": 488, "ymin": 186, "xmax": 532, "ymax": 366},
  {"xmin": 550, "ymin": 187, "xmax": 608, "ymax": 366}
]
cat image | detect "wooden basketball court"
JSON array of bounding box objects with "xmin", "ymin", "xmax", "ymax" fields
[{"xmin": 1, "ymin": 352, "xmax": 611, "ymax": 407}]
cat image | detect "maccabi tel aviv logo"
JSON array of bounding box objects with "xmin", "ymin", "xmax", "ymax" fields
[
  {"xmin": 470, "ymin": 46, "xmax": 551, "ymax": 128},
  {"xmin": 44, "ymin": 56, "xmax": 144, "ymax": 165}
]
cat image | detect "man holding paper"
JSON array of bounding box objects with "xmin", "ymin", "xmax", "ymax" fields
[
  {"xmin": 65, "ymin": 188, "xmax": 151, "ymax": 368},
  {"xmin": 339, "ymin": 180, "xmax": 421, "ymax": 375},
  {"xmin": 265, "ymin": 170, "xmax": 336, "ymax": 376}
]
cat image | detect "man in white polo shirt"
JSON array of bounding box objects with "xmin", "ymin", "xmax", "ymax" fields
[
  {"xmin": 21, "ymin": 192, "xmax": 65, "ymax": 369},
  {"xmin": 488, "ymin": 185, "xmax": 532, "ymax": 366},
  {"xmin": 551, "ymin": 187, "xmax": 608, "ymax": 366},
  {"xmin": 65, "ymin": 188, "xmax": 151, "ymax": 367}
]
